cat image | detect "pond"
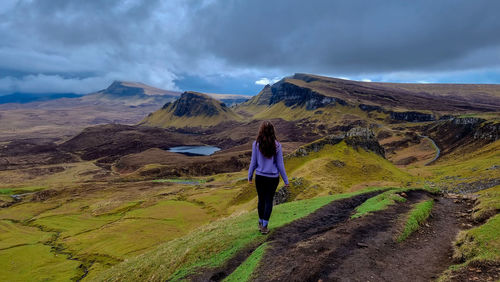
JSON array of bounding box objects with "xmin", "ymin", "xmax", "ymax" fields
[{"xmin": 168, "ymin": 146, "xmax": 221, "ymax": 156}]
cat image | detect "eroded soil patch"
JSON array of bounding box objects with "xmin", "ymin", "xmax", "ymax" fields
[
  {"xmin": 253, "ymin": 190, "xmax": 472, "ymax": 282},
  {"xmin": 188, "ymin": 191, "xmax": 383, "ymax": 281}
]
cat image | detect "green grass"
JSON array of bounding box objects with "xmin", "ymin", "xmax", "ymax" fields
[
  {"xmin": 0, "ymin": 244, "xmax": 82, "ymax": 281},
  {"xmin": 351, "ymin": 189, "xmax": 407, "ymax": 218},
  {"xmin": 0, "ymin": 186, "xmax": 46, "ymax": 195},
  {"xmin": 0, "ymin": 189, "xmax": 13, "ymax": 195},
  {"xmin": 397, "ymin": 199, "xmax": 434, "ymax": 242},
  {"xmin": 93, "ymin": 187, "xmax": 385, "ymax": 281},
  {"xmin": 472, "ymin": 185, "xmax": 500, "ymax": 221},
  {"xmin": 224, "ymin": 243, "xmax": 268, "ymax": 282},
  {"xmin": 452, "ymin": 185, "xmax": 500, "ymax": 263},
  {"xmin": 0, "ymin": 219, "xmax": 54, "ymax": 249},
  {"xmin": 439, "ymin": 185, "xmax": 500, "ymax": 281},
  {"xmin": 283, "ymin": 141, "xmax": 416, "ymax": 197},
  {"xmin": 151, "ymin": 178, "xmax": 206, "ymax": 184},
  {"xmin": 0, "ymin": 202, "xmax": 61, "ymax": 221}
]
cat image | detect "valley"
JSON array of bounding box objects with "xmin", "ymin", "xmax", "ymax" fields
[{"xmin": 0, "ymin": 74, "xmax": 499, "ymax": 281}]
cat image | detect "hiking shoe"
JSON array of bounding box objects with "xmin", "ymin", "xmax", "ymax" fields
[
  {"xmin": 260, "ymin": 226, "xmax": 269, "ymax": 234},
  {"xmin": 258, "ymin": 222, "xmax": 263, "ymax": 232}
]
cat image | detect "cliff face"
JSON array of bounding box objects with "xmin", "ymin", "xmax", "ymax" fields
[
  {"xmin": 425, "ymin": 117, "xmax": 499, "ymax": 156},
  {"xmin": 269, "ymin": 80, "xmax": 347, "ymax": 110},
  {"xmin": 389, "ymin": 111, "xmax": 435, "ymax": 122},
  {"xmin": 244, "ymin": 73, "xmax": 500, "ymax": 116}
]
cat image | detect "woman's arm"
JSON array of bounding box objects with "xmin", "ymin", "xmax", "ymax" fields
[
  {"xmin": 248, "ymin": 141, "xmax": 258, "ymax": 182},
  {"xmin": 276, "ymin": 143, "xmax": 289, "ymax": 185}
]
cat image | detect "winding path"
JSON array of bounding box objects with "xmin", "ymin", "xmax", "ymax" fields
[{"xmin": 420, "ymin": 135, "xmax": 440, "ymax": 166}]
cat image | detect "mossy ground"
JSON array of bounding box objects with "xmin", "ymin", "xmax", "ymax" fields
[
  {"xmin": 351, "ymin": 189, "xmax": 408, "ymax": 218},
  {"xmin": 397, "ymin": 199, "xmax": 434, "ymax": 242},
  {"xmin": 439, "ymin": 185, "xmax": 500, "ymax": 281}
]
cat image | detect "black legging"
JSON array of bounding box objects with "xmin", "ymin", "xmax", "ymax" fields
[{"xmin": 255, "ymin": 174, "xmax": 279, "ymax": 221}]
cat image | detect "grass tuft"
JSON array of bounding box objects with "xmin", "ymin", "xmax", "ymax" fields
[
  {"xmin": 438, "ymin": 185, "xmax": 500, "ymax": 281},
  {"xmin": 351, "ymin": 189, "xmax": 407, "ymax": 218},
  {"xmin": 223, "ymin": 243, "xmax": 268, "ymax": 282},
  {"xmin": 397, "ymin": 199, "xmax": 434, "ymax": 242}
]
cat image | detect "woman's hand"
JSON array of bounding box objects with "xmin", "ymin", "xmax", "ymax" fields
[
  {"xmin": 284, "ymin": 183, "xmax": 290, "ymax": 188},
  {"xmin": 248, "ymin": 180, "xmax": 253, "ymax": 185}
]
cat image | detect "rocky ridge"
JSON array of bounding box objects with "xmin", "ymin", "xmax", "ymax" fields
[{"xmin": 288, "ymin": 128, "xmax": 385, "ymax": 158}]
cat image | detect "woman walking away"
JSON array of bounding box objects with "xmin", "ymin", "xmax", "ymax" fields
[{"xmin": 248, "ymin": 121, "xmax": 289, "ymax": 234}]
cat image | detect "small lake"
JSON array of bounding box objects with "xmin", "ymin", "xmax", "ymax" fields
[{"xmin": 168, "ymin": 146, "xmax": 221, "ymax": 156}]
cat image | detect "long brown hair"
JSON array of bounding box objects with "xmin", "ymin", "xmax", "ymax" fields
[{"xmin": 257, "ymin": 121, "xmax": 277, "ymax": 158}]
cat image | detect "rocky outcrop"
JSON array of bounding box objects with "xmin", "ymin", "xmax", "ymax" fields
[
  {"xmin": 344, "ymin": 128, "xmax": 386, "ymax": 157},
  {"xmin": 452, "ymin": 117, "xmax": 485, "ymax": 125},
  {"xmin": 474, "ymin": 122, "xmax": 499, "ymax": 141},
  {"xmin": 359, "ymin": 104, "xmax": 385, "ymax": 112},
  {"xmin": 288, "ymin": 135, "xmax": 344, "ymax": 157},
  {"xmin": 246, "ymin": 84, "xmax": 273, "ymax": 105},
  {"xmin": 273, "ymin": 185, "xmax": 291, "ymax": 205},
  {"xmin": 389, "ymin": 111, "xmax": 435, "ymax": 122},
  {"xmin": 288, "ymin": 128, "xmax": 385, "ymax": 158},
  {"xmin": 425, "ymin": 117, "xmax": 498, "ymax": 157}
]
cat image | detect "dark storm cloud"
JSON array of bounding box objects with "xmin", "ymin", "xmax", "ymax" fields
[
  {"xmin": 0, "ymin": 0, "xmax": 499, "ymax": 94},
  {"xmin": 185, "ymin": 0, "xmax": 500, "ymax": 73}
]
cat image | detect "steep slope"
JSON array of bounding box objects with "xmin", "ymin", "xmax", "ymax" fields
[
  {"xmin": 236, "ymin": 73, "xmax": 500, "ymax": 121},
  {"xmin": 140, "ymin": 91, "xmax": 242, "ymax": 128}
]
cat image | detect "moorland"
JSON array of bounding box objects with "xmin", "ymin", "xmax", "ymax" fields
[{"xmin": 0, "ymin": 73, "xmax": 499, "ymax": 281}]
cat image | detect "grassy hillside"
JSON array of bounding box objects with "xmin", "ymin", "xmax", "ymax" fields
[
  {"xmin": 439, "ymin": 185, "xmax": 500, "ymax": 281},
  {"xmin": 284, "ymin": 141, "xmax": 415, "ymax": 198},
  {"xmin": 92, "ymin": 187, "xmax": 386, "ymax": 281}
]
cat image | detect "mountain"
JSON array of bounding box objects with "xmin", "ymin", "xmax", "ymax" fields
[
  {"xmin": 98, "ymin": 81, "xmax": 181, "ymax": 97},
  {"xmin": 237, "ymin": 73, "xmax": 500, "ymax": 120},
  {"xmin": 80, "ymin": 81, "xmax": 181, "ymax": 107},
  {"xmin": 140, "ymin": 91, "xmax": 242, "ymax": 128}
]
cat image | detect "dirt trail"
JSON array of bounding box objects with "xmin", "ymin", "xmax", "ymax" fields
[
  {"xmin": 190, "ymin": 191, "xmax": 383, "ymax": 282},
  {"xmin": 192, "ymin": 190, "xmax": 472, "ymax": 281},
  {"xmin": 254, "ymin": 190, "xmax": 469, "ymax": 282}
]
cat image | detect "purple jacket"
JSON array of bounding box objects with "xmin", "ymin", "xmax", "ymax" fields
[{"xmin": 248, "ymin": 141, "xmax": 289, "ymax": 185}]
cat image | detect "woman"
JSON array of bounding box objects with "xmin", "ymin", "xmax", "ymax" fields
[{"xmin": 248, "ymin": 121, "xmax": 289, "ymax": 234}]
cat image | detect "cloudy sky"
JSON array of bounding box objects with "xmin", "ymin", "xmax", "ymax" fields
[{"xmin": 1, "ymin": 0, "xmax": 499, "ymax": 95}]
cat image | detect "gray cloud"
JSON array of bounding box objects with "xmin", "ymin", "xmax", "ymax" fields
[
  {"xmin": 187, "ymin": 0, "xmax": 500, "ymax": 73},
  {"xmin": 0, "ymin": 0, "xmax": 499, "ymax": 94}
]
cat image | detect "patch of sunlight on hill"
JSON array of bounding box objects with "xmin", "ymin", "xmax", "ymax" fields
[
  {"xmin": 426, "ymin": 140, "xmax": 500, "ymax": 186},
  {"xmin": 285, "ymin": 141, "xmax": 415, "ymax": 197}
]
